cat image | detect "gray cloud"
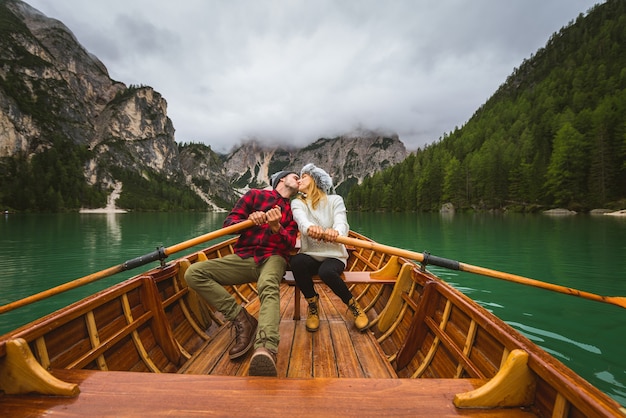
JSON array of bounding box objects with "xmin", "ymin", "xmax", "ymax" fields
[{"xmin": 27, "ymin": 0, "xmax": 602, "ymax": 153}]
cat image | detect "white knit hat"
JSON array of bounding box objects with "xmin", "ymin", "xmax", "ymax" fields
[{"xmin": 301, "ymin": 163, "xmax": 334, "ymax": 194}]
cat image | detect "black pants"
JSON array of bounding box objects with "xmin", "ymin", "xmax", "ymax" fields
[{"xmin": 290, "ymin": 253, "xmax": 352, "ymax": 304}]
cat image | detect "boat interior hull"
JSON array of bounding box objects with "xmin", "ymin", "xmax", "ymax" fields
[{"xmin": 0, "ymin": 232, "xmax": 623, "ymax": 417}]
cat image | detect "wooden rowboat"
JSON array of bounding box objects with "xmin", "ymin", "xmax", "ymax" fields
[{"xmin": 1, "ymin": 228, "xmax": 625, "ymax": 417}]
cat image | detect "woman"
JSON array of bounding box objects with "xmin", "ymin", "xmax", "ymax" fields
[{"xmin": 290, "ymin": 163, "xmax": 369, "ymax": 332}]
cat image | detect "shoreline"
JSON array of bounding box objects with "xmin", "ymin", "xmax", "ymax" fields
[
  {"xmin": 78, "ymin": 208, "xmax": 128, "ymax": 214},
  {"xmin": 79, "ymin": 181, "xmax": 128, "ymax": 214}
]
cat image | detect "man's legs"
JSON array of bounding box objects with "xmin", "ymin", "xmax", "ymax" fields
[
  {"xmin": 253, "ymin": 255, "xmax": 286, "ymax": 351},
  {"xmin": 185, "ymin": 254, "xmax": 259, "ymax": 359},
  {"xmin": 185, "ymin": 254, "xmax": 258, "ymax": 320},
  {"xmin": 249, "ymin": 255, "xmax": 286, "ymax": 376}
]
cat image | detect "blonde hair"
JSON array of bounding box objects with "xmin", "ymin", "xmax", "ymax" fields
[{"xmin": 298, "ymin": 174, "xmax": 327, "ymax": 209}]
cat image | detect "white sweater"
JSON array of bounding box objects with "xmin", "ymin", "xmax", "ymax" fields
[{"xmin": 291, "ymin": 195, "xmax": 349, "ymax": 265}]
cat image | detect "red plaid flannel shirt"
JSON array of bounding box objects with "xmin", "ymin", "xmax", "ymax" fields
[{"xmin": 223, "ymin": 188, "xmax": 297, "ymax": 264}]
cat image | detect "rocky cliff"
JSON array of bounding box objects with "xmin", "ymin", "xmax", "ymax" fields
[
  {"xmin": 222, "ymin": 133, "xmax": 408, "ymax": 197},
  {"xmin": 0, "ymin": 0, "xmax": 408, "ymax": 211}
]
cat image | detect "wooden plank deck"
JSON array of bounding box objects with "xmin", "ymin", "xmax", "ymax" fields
[
  {"xmin": 180, "ymin": 282, "xmax": 396, "ymax": 378},
  {"xmin": 0, "ymin": 280, "xmax": 538, "ymax": 416},
  {"xmin": 0, "ymin": 369, "xmax": 536, "ymax": 417}
]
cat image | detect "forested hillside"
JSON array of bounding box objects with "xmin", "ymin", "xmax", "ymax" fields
[{"xmin": 347, "ymin": 0, "xmax": 626, "ymax": 213}]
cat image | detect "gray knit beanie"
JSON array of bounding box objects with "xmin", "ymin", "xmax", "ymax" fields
[
  {"xmin": 270, "ymin": 170, "xmax": 296, "ymax": 189},
  {"xmin": 301, "ymin": 163, "xmax": 334, "ymax": 194}
]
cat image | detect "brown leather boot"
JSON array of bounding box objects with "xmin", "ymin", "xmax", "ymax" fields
[
  {"xmin": 229, "ymin": 307, "xmax": 257, "ymax": 360},
  {"xmin": 249, "ymin": 330, "xmax": 278, "ymax": 376},
  {"xmin": 249, "ymin": 347, "xmax": 277, "ymax": 376}
]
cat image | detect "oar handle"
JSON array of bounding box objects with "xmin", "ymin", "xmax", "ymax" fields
[
  {"xmin": 121, "ymin": 220, "xmax": 256, "ymax": 269},
  {"xmin": 337, "ymin": 236, "xmax": 461, "ymax": 271},
  {"xmin": 335, "ymin": 235, "xmax": 626, "ymax": 310},
  {"xmin": 165, "ymin": 220, "xmax": 253, "ymax": 255},
  {"xmin": 0, "ymin": 220, "xmax": 254, "ymax": 315}
]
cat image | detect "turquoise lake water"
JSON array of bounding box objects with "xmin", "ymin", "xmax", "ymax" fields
[{"xmin": 1, "ymin": 211, "xmax": 625, "ymax": 405}]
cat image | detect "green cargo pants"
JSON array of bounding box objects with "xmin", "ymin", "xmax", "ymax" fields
[{"xmin": 184, "ymin": 253, "xmax": 286, "ymax": 353}]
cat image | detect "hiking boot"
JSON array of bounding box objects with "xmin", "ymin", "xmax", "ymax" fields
[
  {"xmin": 305, "ymin": 295, "xmax": 320, "ymax": 332},
  {"xmin": 248, "ymin": 346, "xmax": 278, "ymax": 377},
  {"xmin": 249, "ymin": 330, "xmax": 277, "ymax": 376},
  {"xmin": 347, "ymin": 298, "xmax": 369, "ymax": 331},
  {"xmin": 229, "ymin": 307, "xmax": 257, "ymax": 360}
]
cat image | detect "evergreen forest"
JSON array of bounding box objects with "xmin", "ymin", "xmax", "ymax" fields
[
  {"xmin": 0, "ymin": 135, "xmax": 107, "ymax": 212},
  {"xmin": 346, "ymin": 0, "xmax": 626, "ymax": 213}
]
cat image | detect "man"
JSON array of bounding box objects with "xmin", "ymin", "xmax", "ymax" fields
[{"xmin": 185, "ymin": 170, "xmax": 299, "ymax": 376}]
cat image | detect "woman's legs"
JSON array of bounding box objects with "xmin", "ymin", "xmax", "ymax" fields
[
  {"xmin": 291, "ymin": 254, "xmax": 368, "ymax": 331},
  {"xmin": 290, "ymin": 254, "xmax": 322, "ymax": 332},
  {"xmin": 290, "ymin": 253, "xmax": 320, "ymax": 299},
  {"xmin": 318, "ymin": 258, "xmax": 352, "ymax": 304},
  {"xmin": 319, "ymin": 258, "xmax": 369, "ymax": 331},
  {"xmin": 291, "ymin": 254, "xmax": 352, "ymax": 302}
]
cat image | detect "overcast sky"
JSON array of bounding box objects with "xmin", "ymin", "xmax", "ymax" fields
[{"xmin": 26, "ymin": 0, "xmax": 602, "ymax": 153}]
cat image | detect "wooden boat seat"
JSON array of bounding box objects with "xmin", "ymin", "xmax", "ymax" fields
[
  {"xmin": 282, "ymin": 271, "xmax": 396, "ymax": 320},
  {"xmin": 0, "ymin": 368, "xmax": 536, "ymax": 417}
]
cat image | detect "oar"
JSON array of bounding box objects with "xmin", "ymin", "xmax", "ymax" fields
[
  {"xmin": 0, "ymin": 220, "xmax": 254, "ymax": 315},
  {"xmin": 336, "ymin": 235, "xmax": 626, "ymax": 310}
]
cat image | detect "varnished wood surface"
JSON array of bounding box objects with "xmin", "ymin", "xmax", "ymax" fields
[
  {"xmin": 0, "ymin": 282, "xmax": 536, "ymax": 416},
  {"xmin": 0, "ymin": 369, "xmax": 537, "ymax": 417},
  {"xmin": 2, "ymin": 232, "xmax": 625, "ymax": 418},
  {"xmin": 180, "ymin": 282, "xmax": 396, "ymax": 378}
]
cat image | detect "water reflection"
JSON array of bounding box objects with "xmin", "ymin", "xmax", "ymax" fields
[
  {"xmin": 509, "ymin": 321, "xmax": 602, "ymax": 354},
  {"xmin": 80, "ymin": 213, "xmax": 125, "ymax": 273},
  {"xmin": 106, "ymin": 212, "xmax": 122, "ymax": 241}
]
